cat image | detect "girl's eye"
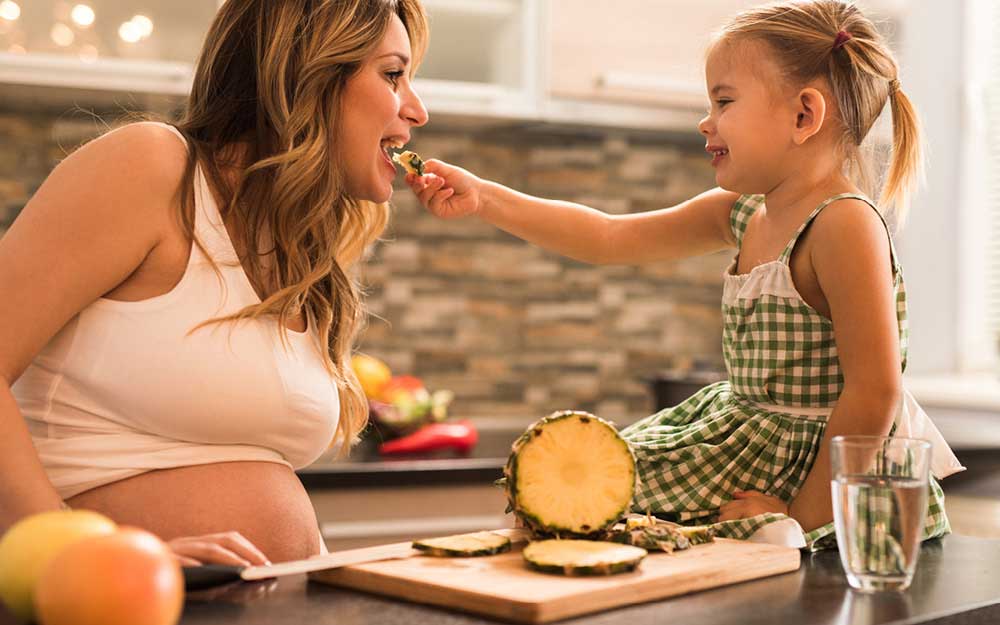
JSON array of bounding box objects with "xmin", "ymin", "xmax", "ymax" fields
[
  {"xmin": 386, "ymin": 70, "xmax": 404, "ymax": 88},
  {"xmin": 715, "ymin": 99, "xmax": 732, "ymax": 108}
]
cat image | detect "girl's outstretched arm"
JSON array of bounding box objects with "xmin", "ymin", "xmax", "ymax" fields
[{"xmin": 407, "ymin": 160, "xmax": 738, "ymax": 265}]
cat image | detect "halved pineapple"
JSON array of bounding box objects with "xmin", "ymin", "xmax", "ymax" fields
[{"xmin": 503, "ymin": 411, "xmax": 636, "ymax": 537}]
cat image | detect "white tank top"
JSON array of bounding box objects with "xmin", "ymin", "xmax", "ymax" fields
[{"xmin": 13, "ymin": 122, "xmax": 340, "ymax": 499}]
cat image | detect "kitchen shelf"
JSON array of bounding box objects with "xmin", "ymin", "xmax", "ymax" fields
[{"xmin": 0, "ymin": 51, "xmax": 191, "ymax": 95}]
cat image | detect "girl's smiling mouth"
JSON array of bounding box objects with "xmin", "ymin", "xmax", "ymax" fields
[{"xmin": 706, "ymin": 144, "xmax": 729, "ymax": 167}]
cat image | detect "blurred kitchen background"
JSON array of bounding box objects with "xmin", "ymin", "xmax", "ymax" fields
[{"xmin": 2, "ymin": 0, "xmax": 999, "ymax": 548}]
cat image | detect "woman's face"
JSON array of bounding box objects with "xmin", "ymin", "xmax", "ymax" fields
[{"xmin": 339, "ymin": 13, "xmax": 429, "ymax": 203}]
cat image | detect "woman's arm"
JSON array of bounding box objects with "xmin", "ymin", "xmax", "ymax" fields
[
  {"xmin": 0, "ymin": 123, "xmax": 181, "ymax": 533},
  {"xmin": 408, "ymin": 161, "xmax": 739, "ymax": 265},
  {"xmin": 718, "ymin": 199, "xmax": 901, "ymax": 530}
]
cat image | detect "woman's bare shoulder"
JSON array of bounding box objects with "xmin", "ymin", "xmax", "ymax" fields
[
  {"xmin": 35, "ymin": 121, "xmax": 191, "ymax": 235},
  {"xmin": 0, "ymin": 123, "xmax": 192, "ymax": 382},
  {"xmin": 72, "ymin": 121, "xmax": 188, "ymax": 191}
]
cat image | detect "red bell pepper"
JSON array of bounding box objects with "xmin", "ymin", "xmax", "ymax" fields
[{"xmin": 378, "ymin": 419, "xmax": 478, "ymax": 455}]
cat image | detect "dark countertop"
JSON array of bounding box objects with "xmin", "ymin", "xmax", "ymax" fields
[
  {"xmin": 297, "ymin": 424, "xmax": 518, "ymax": 489},
  {"xmin": 177, "ymin": 535, "xmax": 1000, "ymax": 625}
]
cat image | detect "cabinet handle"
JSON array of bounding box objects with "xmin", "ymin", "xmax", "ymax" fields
[
  {"xmin": 321, "ymin": 514, "xmax": 509, "ymax": 540},
  {"xmin": 597, "ymin": 72, "xmax": 705, "ymax": 107}
]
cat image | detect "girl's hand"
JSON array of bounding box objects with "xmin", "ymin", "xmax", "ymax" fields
[
  {"xmin": 167, "ymin": 531, "xmax": 272, "ymax": 568},
  {"xmin": 717, "ymin": 490, "xmax": 789, "ymax": 522},
  {"xmin": 406, "ymin": 159, "xmax": 482, "ymax": 219}
]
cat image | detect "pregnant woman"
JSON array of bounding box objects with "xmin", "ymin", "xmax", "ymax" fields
[{"xmin": 0, "ymin": 0, "xmax": 428, "ymax": 565}]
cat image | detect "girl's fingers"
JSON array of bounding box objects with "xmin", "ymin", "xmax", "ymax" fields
[
  {"xmin": 427, "ymin": 193, "xmax": 454, "ymax": 216},
  {"xmin": 417, "ymin": 176, "xmax": 447, "ymax": 206}
]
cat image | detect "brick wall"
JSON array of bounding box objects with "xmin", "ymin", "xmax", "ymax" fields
[{"xmin": 1, "ymin": 110, "xmax": 729, "ymax": 424}]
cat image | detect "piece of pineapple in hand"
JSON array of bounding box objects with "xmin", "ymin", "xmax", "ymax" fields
[{"xmin": 392, "ymin": 150, "xmax": 425, "ymax": 176}]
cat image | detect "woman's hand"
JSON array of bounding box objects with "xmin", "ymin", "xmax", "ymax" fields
[
  {"xmin": 717, "ymin": 490, "xmax": 789, "ymax": 522},
  {"xmin": 406, "ymin": 159, "xmax": 482, "ymax": 219},
  {"xmin": 167, "ymin": 531, "xmax": 272, "ymax": 568}
]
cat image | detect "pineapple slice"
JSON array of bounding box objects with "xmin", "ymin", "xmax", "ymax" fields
[
  {"xmin": 392, "ymin": 150, "xmax": 425, "ymax": 176},
  {"xmin": 503, "ymin": 411, "xmax": 636, "ymax": 537},
  {"xmin": 412, "ymin": 531, "xmax": 511, "ymax": 557},
  {"xmin": 523, "ymin": 539, "xmax": 646, "ymax": 576}
]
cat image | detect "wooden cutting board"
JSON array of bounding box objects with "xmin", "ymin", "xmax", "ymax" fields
[{"xmin": 309, "ymin": 537, "xmax": 800, "ymax": 623}]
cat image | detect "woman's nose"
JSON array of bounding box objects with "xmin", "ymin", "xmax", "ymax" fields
[{"xmin": 401, "ymin": 86, "xmax": 429, "ymax": 127}]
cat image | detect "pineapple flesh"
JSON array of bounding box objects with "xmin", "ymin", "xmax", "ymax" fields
[
  {"xmin": 412, "ymin": 531, "xmax": 511, "ymax": 557},
  {"xmin": 522, "ymin": 540, "xmax": 646, "ymax": 576},
  {"xmin": 392, "ymin": 150, "xmax": 425, "ymax": 176},
  {"xmin": 504, "ymin": 411, "xmax": 636, "ymax": 537}
]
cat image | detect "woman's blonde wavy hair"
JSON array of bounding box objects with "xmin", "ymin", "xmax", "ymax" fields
[
  {"xmin": 172, "ymin": 0, "xmax": 427, "ymax": 452},
  {"xmin": 711, "ymin": 0, "xmax": 921, "ymax": 225}
]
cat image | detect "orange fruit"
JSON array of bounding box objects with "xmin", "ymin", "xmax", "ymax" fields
[
  {"xmin": 351, "ymin": 354, "xmax": 392, "ymax": 399},
  {"xmin": 35, "ymin": 527, "xmax": 183, "ymax": 625}
]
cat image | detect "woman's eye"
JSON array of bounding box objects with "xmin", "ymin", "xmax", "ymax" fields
[{"xmin": 386, "ymin": 70, "xmax": 404, "ymax": 87}]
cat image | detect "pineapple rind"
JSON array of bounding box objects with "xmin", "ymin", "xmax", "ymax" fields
[{"xmin": 503, "ymin": 410, "xmax": 637, "ymax": 538}]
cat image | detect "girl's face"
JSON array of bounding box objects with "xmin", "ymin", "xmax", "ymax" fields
[
  {"xmin": 339, "ymin": 13, "xmax": 428, "ymax": 203},
  {"xmin": 698, "ymin": 42, "xmax": 798, "ymax": 194}
]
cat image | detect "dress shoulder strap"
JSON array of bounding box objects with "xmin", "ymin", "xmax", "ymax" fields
[
  {"xmin": 729, "ymin": 194, "xmax": 765, "ymax": 248},
  {"xmin": 777, "ymin": 193, "xmax": 899, "ymax": 271}
]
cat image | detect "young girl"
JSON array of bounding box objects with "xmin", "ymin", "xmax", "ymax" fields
[{"xmin": 404, "ymin": 0, "xmax": 963, "ymax": 548}]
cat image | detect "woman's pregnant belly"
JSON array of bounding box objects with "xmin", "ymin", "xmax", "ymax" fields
[{"xmin": 65, "ymin": 461, "xmax": 322, "ymax": 563}]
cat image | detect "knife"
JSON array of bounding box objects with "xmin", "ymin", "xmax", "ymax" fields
[{"xmin": 183, "ymin": 528, "xmax": 529, "ymax": 590}]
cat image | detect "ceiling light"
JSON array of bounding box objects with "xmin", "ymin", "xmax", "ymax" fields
[
  {"xmin": 0, "ymin": 0, "xmax": 20, "ymax": 21},
  {"xmin": 70, "ymin": 4, "xmax": 95, "ymax": 28},
  {"xmin": 131, "ymin": 14, "xmax": 153, "ymax": 38},
  {"xmin": 120, "ymin": 21, "xmax": 143, "ymax": 43}
]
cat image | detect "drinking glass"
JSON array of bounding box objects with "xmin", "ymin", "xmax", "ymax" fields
[{"xmin": 830, "ymin": 435, "xmax": 931, "ymax": 592}]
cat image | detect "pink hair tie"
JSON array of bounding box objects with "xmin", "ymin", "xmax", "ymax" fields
[{"xmin": 833, "ymin": 30, "xmax": 852, "ymax": 50}]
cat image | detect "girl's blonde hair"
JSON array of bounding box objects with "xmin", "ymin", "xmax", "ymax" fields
[
  {"xmin": 712, "ymin": 0, "xmax": 920, "ymax": 223},
  {"xmin": 173, "ymin": 0, "xmax": 428, "ymax": 452}
]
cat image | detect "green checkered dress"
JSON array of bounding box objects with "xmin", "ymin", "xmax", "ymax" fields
[{"xmin": 620, "ymin": 193, "xmax": 950, "ymax": 550}]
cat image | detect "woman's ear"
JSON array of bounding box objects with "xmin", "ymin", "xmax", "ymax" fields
[{"xmin": 792, "ymin": 87, "xmax": 827, "ymax": 145}]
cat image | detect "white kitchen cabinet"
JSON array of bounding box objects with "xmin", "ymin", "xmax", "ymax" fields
[
  {"xmin": 415, "ymin": 0, "xmax": 541, "ymax": 119},
  {"xmin": 0, "ymin": 0, "xmax": 218, "ymax": 104},
  {"xmin": 541, "ymin": 0, "xmax": 905, "ymax": 132},
  {"xmin": 545, "ymin": 0, "xmax": 753, "ymax": 110},
  {"xmin": 0, "ymin": 0, "xmax": 909, "ymax": 131}
]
